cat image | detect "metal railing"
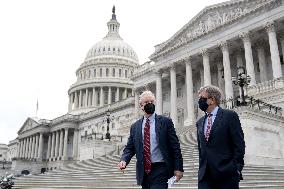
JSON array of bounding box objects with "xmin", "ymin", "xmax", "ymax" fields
[{"xmin": 220, "ymin": 96, "xmax": 282, "ymax": 116}]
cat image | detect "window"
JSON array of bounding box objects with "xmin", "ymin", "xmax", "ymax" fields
[
  {"xmin": 177, "ymin": 88, "xmax": 183, "ymax": 98},
  {"xmin": 125, "ymin": 70, "xmax": 128, "ymax": 78},
  {"xmin": 113, "ymin": 48, "xmax": 115, "ymax": 51},
  {"xmin": 0, "ymin": 154, "xmax": 2, "ymax": 157},
  {"xmin": 85, "ymin": 131, "xmax": 87, "ymax": 137},
  {"xmin": 88, "ymin": 70, "xmax": 91, "ymax": 78},
  {"xmin": 108, "ymin": 47, "xmax": 110, "ymax": 51},
  {"xmin": 102, "ymin": 126, "xmax": 105, "ymax": 132},
  {"xmin": 119, "ymin": 69, "xmax": 122, "ymax": 77},
  {"xmin": 106, "ymin": 68, "xmax": 109, "ymax": 77},
  {"xmin": 100, "ymin": 68, "xmax": 103, "ymax": 77},
  {"xmin": 94, "ymin": 69, "xmax": 96, "ymax": 77},
  {"xmin": 112, "ymin": 123, "xmax": 115, "ymax": 129},
  {"xmin": 131, "ymin": 71, "xmax": 133, "ymax": 76},
  {"xmin": 112, "ymin": 68, "xmax": 115, "ymax": 77}
]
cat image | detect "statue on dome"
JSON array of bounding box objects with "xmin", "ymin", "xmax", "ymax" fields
[{"xmin": 112, "ymin": 5, "xmax": 116, "ymax": 20}]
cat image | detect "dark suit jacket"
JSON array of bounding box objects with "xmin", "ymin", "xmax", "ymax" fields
[
  {"xmin": 196, "ymin": 107, "xmax": 245, "ymax": 182},
  {"xmin": 121, "ymin": 114, "xmax": 184, "ymax": 185}
]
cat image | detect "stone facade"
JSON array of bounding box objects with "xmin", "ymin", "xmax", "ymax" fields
[{"xmin": 132, "ymin": 0, "xmax": 284, "ymax": 166}]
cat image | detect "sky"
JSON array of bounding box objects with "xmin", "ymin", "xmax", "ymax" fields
[{"xmin": 0, "ymin": 0, "xmax": 226, "ymax": 144}]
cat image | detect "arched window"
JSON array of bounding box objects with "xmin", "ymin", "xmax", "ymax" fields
[
  {"xmin": 112, "ymin": 68, "xmax": 115, "ymax": 77},
  {"xmin": 125, "ymin": 70, "xmax": 128, "ymax": 78},
  {"xmin": 106, "ymin": 68, "xmax": 109, "ymax": 77},
  {"xmin": 94, "ymin": 69, "xmax": 96, "ymax": 77},
  {"xmin": 119, "ymin": 69, "xmax": 122, "ymax": 77},
  {"xmin": 100, "ymin": 68, "xmax": 103, "ymax": 77},
  {"xmin": 88, "ymin": 70, "xmax": 91, "ymax": 78},
  {"xmin": 131, "ymin": 71, "xmax": 133, "ymax": 76}
]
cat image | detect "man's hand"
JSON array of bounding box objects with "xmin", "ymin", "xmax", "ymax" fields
[
  {"xmin": 174, "ymin": 170, "xmax": 183, "ymax": 182},
  {"xmin": 117, "ymin": 161, "xmax": 126, "ymax": 173}
]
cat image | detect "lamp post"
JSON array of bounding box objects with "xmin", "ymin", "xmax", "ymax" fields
[
  {"xmin": 232, "ymin": 66, "xmax": 251, "ymax": 106},
  {"xmin": 2, "ymin": 158, "xmax": 6, "ymax": 169},
  {"xmin": 105, "ymin": 109, "xmax": 111, "ymax": 141}
]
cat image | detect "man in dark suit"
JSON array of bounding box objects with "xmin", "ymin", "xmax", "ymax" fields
[
  {"xmin": 117, "ymin": 90, "xmax": 184, "ymax": 189},
  {"xmin": 196, "ymin": 85, "xmax": 245, "ymax": 189}
]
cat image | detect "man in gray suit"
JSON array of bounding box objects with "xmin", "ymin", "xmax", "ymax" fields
[{"xmin": 117, "ymin": 90, "xmax": 183, "ymax": 189}]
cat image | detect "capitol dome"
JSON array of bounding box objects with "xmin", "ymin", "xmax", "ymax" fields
[
  {"xmin": 84, "ymin": 8, "xmax": 138, "ymax": 63},
  {"xmin": 68, "ymin": 6, "xmax": 139, "ymax": 114}
]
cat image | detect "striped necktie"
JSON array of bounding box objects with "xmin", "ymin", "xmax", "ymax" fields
[{"xmin": 143, "ymin": 118, "xmax": 151, "ymax": 174}]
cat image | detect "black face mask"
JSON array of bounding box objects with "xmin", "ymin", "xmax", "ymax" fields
[
  {"xmin": 144, "ymin": 103, "xmax": 155, "ymax": 114},
  {"xmin": 198, "ymin": 98, "xmax": 209, "ymax": 112}
]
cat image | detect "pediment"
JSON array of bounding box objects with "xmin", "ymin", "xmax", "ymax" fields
[
  {"xmin": 18, "ymin": 117, "xmax": 40, "ymax": 134},
  {"xmin": 151, "ymin": 0, "xmax": 280, "ymax": 58}
]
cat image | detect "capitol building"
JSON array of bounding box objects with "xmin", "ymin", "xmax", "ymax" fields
[{"xmin": 5, "ymin": 0, "xmax": 284, "ymax": 177}]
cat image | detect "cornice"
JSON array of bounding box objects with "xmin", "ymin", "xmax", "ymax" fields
[{"xmin": 150, "ymin": 0, "xmax": 279, "ymax": 60}]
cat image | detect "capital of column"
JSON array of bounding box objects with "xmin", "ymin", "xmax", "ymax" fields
[
  {"xmin": 219, "ymin": 41, "xmax": 229, "ymax": 52},
  {"xmin": 153, "ymin": 69, "xmax": 163, "ymax": 77},
  {"xmin": 169, "ymin": 63, "xmax": 176, "ymax": 70},
  {"xmin": 265, "ymin": 21, "xmax": 276, "ymax": 33},
  {"xmin": 200, "ymin": 48, "xmax": 209, "ymax": 56},
  {"xmin": 239, "ymin": 31, "xmax": 251, "ymax": 42}
]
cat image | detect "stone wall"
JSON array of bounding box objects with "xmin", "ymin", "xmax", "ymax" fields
[{"xmin": 237, "ymin": 107, "xmax": 284, "ymax": 166}]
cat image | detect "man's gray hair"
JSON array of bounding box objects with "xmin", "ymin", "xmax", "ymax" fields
[
  {"xmin": 139, "ymin": 90, "xmax": 156, "ymax": 104},
  {"xmin": 198, "ymin": 85, "xmax": 222, "ymax": 105}
]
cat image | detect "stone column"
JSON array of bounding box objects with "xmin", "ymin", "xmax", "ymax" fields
[
  {"xmin": 239, "ymin": 32, "xmax": 256, "ymax": 85},
  {"xmin": 51, "ymin": 132, "xmax": 55, "ymax": 159},
  {"xmin": 184, "ymin": 58, "xmax": 195, "ymax": 126},
  {"xmin": 116, "ymin": 87, "xmax": 120, "ymax": 102},
  {"xmin": 47, "ymin": 134, "xmax": 51, "ymax": 160},
  {"xmin": 256, "ymin": 42, "xmax": 268, "ymax": 82},
  {"xmin": 201, "ymin": 49, "xmax": 211, "ymax": 85},
  {"xmin": 108, "ymin": 87, "xmax": 112, "ymax": 104},
  {"xmin": 79, "ymin": 90, "xmax": 82, "ymax": 108},
  {"xmin": 85, "ymin": 88, "xmax": 89, "ymax": 107},
  {"xmin": 17, "ymin": 140, "xmax": 22, "ymax": 158},
  {"xmin": 100, "ymin": 87, "xmax": 104, "ymax": 106},
  {"xmin": 68, "ymin": 93, "xmax": 72, "ymax": 111},
  {"xmin": 22, "ymin": 139, "xmax": 26, "ymax": 158},
  {"xmin": 31, "ymin": 135, "xmax": 35, "ymax": 159},
  {"xmin": 26, "ymin": 137, "xmax": 30, "ymax": 159},
  {"xmin": 220, "ymin": 41, "xmax": 234, "ymax": 100},
  {"xmin": 170, "ymin": 64, "xmax": 178, "ymax": 126},
  {"xmin": 134, "ymin": 89, "xmax": 140, "ymax": 118},
  {"xmin": 73, "ymin": 129, "xmax": 78, "ymax": 160},
  {"xmin": 22, "ymin": 138, "xmax": 26, "ymax": 159},
  {"xmin": 155, "ymin": 70, "xmax": 163, "ymax": 115},
  {"xmin": 55, "ymin": 130, "xmax": 59, "ymax": 159},
  {"xmin": 34, "ymin": 134, "xmax": 39, "ymax": 159},
  {"xmin": 123, "ymin": 88, "xmax": 127, "ymax": 99},
  {"xmin": 37, "ymin": 133, "xmax": 43, "ymax": 160},
  {"xmin": 63, "ymin": 128, "xmax": 69, "ymax": 160},
  {"xmin": 265, "ymin": 22, "xmax": 282, "ymax": 79},
  {"xmin": 59, "ymin": 129, "xmax": 64, "ymax": 158},
  {"xmin": 200, "ymin": 69, "xmax": 204, "ymax": 87},
  {"xmin": 280, "ymin": 35, "xmax": 284, "ymax": 64},
  {"xmin": 92, "ymin": 88, "xmax": 97, "ymax": 107},
  {"xmin": 74, "ymin": 91, "xmax": 78, "ymax": 108}
]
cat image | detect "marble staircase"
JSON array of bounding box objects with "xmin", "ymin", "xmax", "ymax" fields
[{"xmin": 13, "ymin": 126, "xmax": 284, "ymax": 189}]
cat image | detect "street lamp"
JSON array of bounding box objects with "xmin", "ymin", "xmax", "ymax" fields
[
  {"xmin": 2, "ymin": 158, "xmax": 6, "ymax": 169},
  {"xmin": 105, "ymin": 109, "xmax": 111, "ymax": 141},
  {"xmin": 232, "ymin": 66, "xmax": 251, "ymax": 106}
]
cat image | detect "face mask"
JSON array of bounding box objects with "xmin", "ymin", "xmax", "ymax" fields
[
  {"xmin": 198, "ymin": 98, "xmax": 209, "ymax": 112},
  {"xmin": 144, "ymin": 103, "xmax": 155, "ymax": 114}
]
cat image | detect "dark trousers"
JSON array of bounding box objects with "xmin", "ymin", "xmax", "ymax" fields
[
  {"xmin": 141, "ymin": 162, "xmax": 169, "ymax": 189},
  {"xmin": 198, "ymin": 166, "xmax": 240, "ymax": 189}
]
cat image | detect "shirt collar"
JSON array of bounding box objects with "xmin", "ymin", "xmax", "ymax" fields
[
  {"xmin": 206, "ymin": 106, "xmax": 219, "ymax": 116},
  {"xmin": 144, "ymin": 113, "xmax": 155, "ymax": 122}
]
